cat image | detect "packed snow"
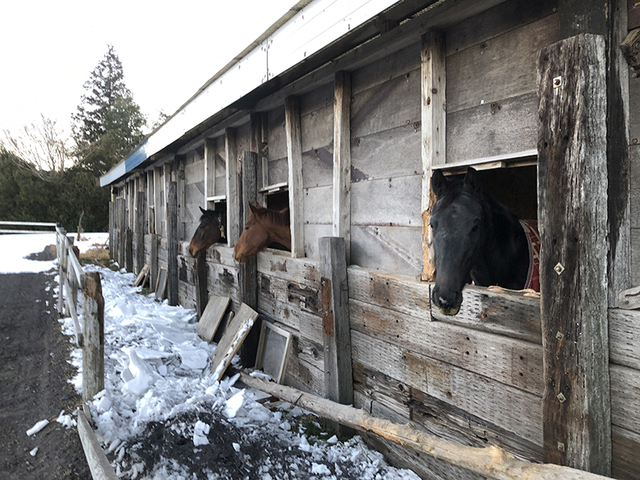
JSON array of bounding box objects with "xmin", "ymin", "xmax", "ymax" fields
[{"xmin": 3, "ymin": 232, "xmax": 420, "ymax": 480}]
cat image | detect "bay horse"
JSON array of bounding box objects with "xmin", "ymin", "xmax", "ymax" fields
[
  {"xmin": 188, "ymin": 207, "xmax": 224, "ymax": 257},
  {"xmin": 233, "ymin": 203, "xmax": 291, "ymax": 262},
  {"xmin": 430, "ymin": 167, "xmax": 539, "ymax": 316}
]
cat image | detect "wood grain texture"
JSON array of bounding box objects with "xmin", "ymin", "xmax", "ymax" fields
[
  {"xmin": 285, "ymin": 96, "xmax": 305, "ymax": 258},
  {"xmin": 537, "ymin": 34, "xmax": 610, "ymax": 473},
  {"xmin": 82, "ymin": 272, "xmax": 105, "ymax": 403},
  {"xmin": 421, "ymin": 30, "xmax": 446, "ymax": 282},
  {"xmin": 332, "ymin": 72, "xmax": 352, "ymax": 262}
]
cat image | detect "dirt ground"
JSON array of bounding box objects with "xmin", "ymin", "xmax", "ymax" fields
[{"xmin": 0, "ymin": 270, "xmax": 91, "ymax": 479}]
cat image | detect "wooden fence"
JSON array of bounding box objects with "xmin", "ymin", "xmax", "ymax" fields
[
  {"xmin": 54, "ymin": 226, "xmax": 116, "ymax": 480},
  {"xmin": 0, "ymin": 220, "xmax": 57, "ymax": 234}
]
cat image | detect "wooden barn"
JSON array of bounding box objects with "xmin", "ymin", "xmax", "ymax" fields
[{"xmin": 100, "ymin": 0, "xmax": 640, "ymax": 478}]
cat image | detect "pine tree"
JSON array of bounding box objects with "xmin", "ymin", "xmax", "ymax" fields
[{"xmin": 71, "ymin": 45, "xmax": 146, "ymax": 174}]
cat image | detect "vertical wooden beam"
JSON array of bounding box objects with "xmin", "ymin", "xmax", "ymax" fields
[
  {"xmin": 108, "ymin": 201, "xmax": 114, "ymax": 260},
  {"xmin": 82, "ymin": 272, "xmax": 104, "ymax": 403},
  {"xmin": 285, "ymin": 96, "xmax": 305, "ymax": 258},
  {"xmin": 251, "ymin": 112, "xmax": 268, "ymax": 196},
  {"xmin": 136, "ymin": 190, "xmax": 146, "ymax": 274},
  {"xmin": 332, "ymin": 72, "xmax": 351, "ymax": 263},
  {"xmin": 205, "ymin": 137, "xmax": 216, "ymax": 200},
  {"xmin": 239, "ymin": 151, "xmax": 259, "ymax": 366},
  {"xmin": 537, "ymin": 34, "xmax": 611, "ymax": 475},
  {"xmin": 167, "ymin": 178, "xmax": 179, "ymax": 306},
  {"xmin": 420, "ymin": 30, "xmax": 446, "ymax": 282},
  {"xmin": 150, "ymin": 233, "xmax": 158, "ymax": 292},
  {"xmin": 154, "ymin": 167, "xmax": 162, "ymax": 235},
  {"xmin": 118, "ymin": 197, "xmax": 125, "ymax": 268},
  {"xmin": 225, "ymin": 128, "xmax": 240, "ymax": 247},
  {"xmin": 319, "ymin": 236, "xmax": 353, "ymax": 431},
  {"xmin": 125, "ymin": 228, "xmax": 133, "ymax": 273},
  {"xmin": 195, "ymin": 252, "xmax": 208, "ymax": 319},
  {"xmin": 177, "ymin": 156, "xmax": 185, "ymax": 241}
]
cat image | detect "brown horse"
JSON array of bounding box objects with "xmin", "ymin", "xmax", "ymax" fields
[
  {"xmin": 233, "ymin": 203, "xmax": 291, "ymax": 262},
  {"xmin": 188, "ymin": 207, "xmax": 224, "ymax": 257}
]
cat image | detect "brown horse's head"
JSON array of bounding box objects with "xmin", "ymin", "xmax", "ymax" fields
[
  {"xmin": 233, "ymin": 203, "xmax": 291, "ymax": 263},
  {"xmin": 188, "ymin": 207, "xmax": 224, "ymax": 257}
]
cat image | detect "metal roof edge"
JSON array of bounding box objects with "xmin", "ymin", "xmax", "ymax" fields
[{"xmin": 100, "ymin": 0, "xmax": 401, "ymax": 187}]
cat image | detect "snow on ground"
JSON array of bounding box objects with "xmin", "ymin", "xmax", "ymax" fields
[{"xmin": 4, "ymin": 232, "xmax": 420, "ymax": 480}]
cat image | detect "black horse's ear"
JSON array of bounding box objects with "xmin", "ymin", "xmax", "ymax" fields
[
  {"xmin": 199, "ymin": 206, "xmax": 207, "ymax": 215},
  {"xmin": 431, "ymin": 170, "xmax": 448, "ymax": 198},
  {"xmin": 463, "ymin": 167, "xmax": 481, "ymax": 196}
]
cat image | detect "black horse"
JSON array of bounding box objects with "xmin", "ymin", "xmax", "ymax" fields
[{"xmin": 430, "ymin": 167, "xmax": 533, "ymax": 316}]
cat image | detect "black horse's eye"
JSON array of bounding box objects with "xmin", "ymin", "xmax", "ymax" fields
[{"xmin": 430, "ymin": 220, "xmax": 437, "ymax": 230}]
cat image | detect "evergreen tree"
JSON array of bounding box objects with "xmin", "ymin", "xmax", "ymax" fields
[{"xmin": 72, "ymin": 45, "xmax": 146, "ymax": 174}]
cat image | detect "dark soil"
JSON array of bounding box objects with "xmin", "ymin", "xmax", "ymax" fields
[{"xmin": 0, "ymin": 271, "xmax": 90, "ymax": 480}]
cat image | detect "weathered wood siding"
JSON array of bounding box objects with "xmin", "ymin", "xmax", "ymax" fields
[
  {"xmin": 445, "ymin": 0, "xmax": 560, "ymax": 163},
  {"xmin": 629, "ymin": 67, "xmax": 640, "ymax": 288}
]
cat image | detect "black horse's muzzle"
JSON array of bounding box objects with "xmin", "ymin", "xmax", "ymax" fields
[{"xmin": 431, "ymin": 285, "xmax": 462, "ymax": 316}]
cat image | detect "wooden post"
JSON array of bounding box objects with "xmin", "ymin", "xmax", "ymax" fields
[
  {"xmin": 57, "ymin": 228, "xmax": 67, "ymax": 316},
  {"xmin": 225, "ymin": 128, "xmax": 240, "ymax": 247},
  {"xmin": 285, "ymin": 96, "xmax": 305, "ymax": 258},
  {"xmin": 124, "ymin": 228, "xmax": 133, "ymax": 273},
  {"xmin": 319, "ymin": 236, "xmax": 353, "ymax": 435},
  {"xmin": 150, "ymin": 233, "xmax": 158, "ymax": 292},
  {"xmin": 167, "ymin": 179, "xmax": 179, "ymax": 306},
  {"xmin": 195, "ymin": 252, "xmax": 208, "ymax": 318},
  {"xmin": 537, "ymin": 34, "xmax": 611, "ymax": 475},
  {"xmin": 251, "ymin": 112, "xmax": 268, "ymax": 195},
  {"xmin": 108, "ymin": 201, "xmax": 114, "ymax": 261},
  {"xmin": 118, "ymin": 198, "xmax": 125, "ymax": 268},
  {"xmin": 82, "ymin": 272, "xmax": 105, "ymax": 403},
  {"xmin": 205, "ymin": 137, "xmax": 215, "ymax": 200},
  {"xmin": 136, "ymin": 190, "xmax": 146, "ymax": 274},
  {"xmin": 239, "ymin": 151, "xmax": 259, "ymax": 366},
  {"xmin": 420, "ymin": 30, "xmax": 446, "ymax": 281},
  {"xmin": 332, "ymin": 72, "xmax": 351, "ymax": 263}
]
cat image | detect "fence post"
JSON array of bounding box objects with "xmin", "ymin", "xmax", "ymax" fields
[
  {"xmin": 82, "ymin": 272, "xmax": 105, "ymax": 403},
  {"xmin": 319, "ymin": 236, "xmax": 353, "ymax": 436},
  {"xmin": 57, "ymin": 228, "xmax": 68, "ymax": 316}
]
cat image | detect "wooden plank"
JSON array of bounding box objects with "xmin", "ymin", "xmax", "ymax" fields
[
  {"xmin": 225, "ymin": 128, "xmax": 240, "ymax": 247},
  {"xmin": 196, "ymin": 295, "xmax": 231, "ymax": 343},
  {"xmin": 446, "ymin": 92, "xmax": 538, "ymax": 165},
  {"xmin": 134, "ymin": 264, "xmax": 150, "ymax": 287},
  {"xmin": 255, "ymin": 321, "xmax": 292, "ymax": 384},
  {"xmin": 82, "ymin": 272, "xmax": 105, "ymax": 403},
  {"xmin": 150, "ymin": 234, "xmax": 158, "ymax": 292},
  {"xmin": 609, "ymin": 308, "xmax": 640, "ymax": 370},
  {"xmin": 350, "ymin": 225, "xmax": 423, "ymax": 276},
  {"xmin": 204, "ymin": 137, "xmax": 215, "ymax": 199},
  {"xmin": 239, "ymin": 151, "xmax": 259, "ymax": 367},
  {"xmin": 210, "ymin": 303, "xmax": 258, "ymax": 382},
  {"xmin": 350, "ymin": 298, "xmax": 543, "ymax": 395},
  {"xmin": 421, "ymin": 30, "xmax": 446, "ymax": 282},
  {"xmin": 351, "ymin": 329, "xmax": 543, "ymax": 447},
  {"xmin": 167, "ymin": 180, "xmax": 179, "ymax": 306},
  {"xmin": 446, "ymin": 13, "xmax": 560, "ymax": 114},
  {"xmin": 136, "ymin": 190, "xmax": 146, "ymax": 274},
  {"xmin": 195, "ymin": 252, "xmax": 208, "ymax": 318},
  {"xmin": 537, "ymin": 34, "xmax": 610, "ymax": 473},
  {"xmin": 285, "ymin": 96, "xmax": 304, "ymax": 258},
  {"xmin": 319, "ymin": 237, "xmax": 353, "ymax": 412},
  {"xmin": 610, "ymin": 364, "xmax": 640, "ymax": 435},
  {"xmin": 612, "ymin": 425, "xmax": 640, "ymax": 480},
  {"xmin": 353, "ymin": 363, "xmax": 543, "ymax": 463},
  {"xmin": 77, "ymin": 410, "xmax": 118, "ymax": 480},
  {"xmin": 332, "ymin": 72, "xmax": 351, "ymax": 262},
  {"xmin": 124, "ymin": 228, "xmax": 133, "ymax": 273},
  {"xmin": 155, "ymin": 267, "xmax": 167, "ymax": 301}
]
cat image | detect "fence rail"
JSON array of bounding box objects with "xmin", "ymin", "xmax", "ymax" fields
[{"xmin": 0, "ymin": 220, "xmax": 58, "ymax": 235}]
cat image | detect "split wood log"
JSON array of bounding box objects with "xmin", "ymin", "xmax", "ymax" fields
[{"xmin": 239, "ymin": 372, "xmax": 608, "ymax": 480}]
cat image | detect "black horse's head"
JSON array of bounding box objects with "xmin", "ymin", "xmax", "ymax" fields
[
  {"xmin": 188, "ymin": 207, "xmax": 224, "ymax": 257},
  {"xmin": 430, "ymin": 168, "xmax": 484, "ymax": 316}
]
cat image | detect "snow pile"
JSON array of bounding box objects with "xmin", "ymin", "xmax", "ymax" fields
[{"xmin": 51, "ymin": 258, "xmax": 420, "ymax": 479}]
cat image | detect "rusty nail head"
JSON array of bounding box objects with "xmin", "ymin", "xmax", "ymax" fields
[
  {"xmin": 557, "ymin": 392, "xmax": 566, "ymax": 403},
  {"xmin": 553, "ymin": 76, "xmax": 562, "ymax": 88},
  {"xmin": 556, "ymin": 331, "xmax": 564, "ymax": 340},
  {"xmin": 554, "ymin": 263, "xmax": 565, "ymax": 275},
  {"xmin": 557, "ymin": 442, "xmax": 565, "ymax": 452}
]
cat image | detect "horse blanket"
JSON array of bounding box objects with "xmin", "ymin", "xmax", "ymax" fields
[{"xmin": 519, "ymin": 220, "xmax": 540, "ymax": 292}]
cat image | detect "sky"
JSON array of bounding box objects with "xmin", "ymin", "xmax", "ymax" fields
[{"xmin": 0, "ymin": 0, "xmax": 297, "ymax": 138}]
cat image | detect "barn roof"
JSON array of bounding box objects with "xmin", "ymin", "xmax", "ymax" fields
[{"xmin": 99, "ymin": 0, "xmax": 422, "ymax": 187}]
